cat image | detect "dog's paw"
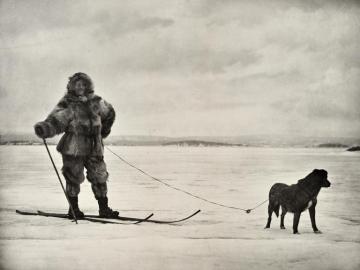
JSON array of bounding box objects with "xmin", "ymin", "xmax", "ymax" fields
[
  {"xmin": 314, "ymin": 230, "xmax": 322, "ymax": 234},
  {"xmin": 293, "ymin": 232, "xmax": 300, "ymax": 235},
  {"xmin": 264, "ymin": 226, "xmax": 270, "ymax": 229},
  {"xmin": 280, "ymin": 226, "xmax": 286, "ymax": 230}
]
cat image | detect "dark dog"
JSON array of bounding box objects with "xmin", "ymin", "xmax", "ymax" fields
[{"xmin": 265, "ymin": 169, "xmax": 331, "ymax": 234}]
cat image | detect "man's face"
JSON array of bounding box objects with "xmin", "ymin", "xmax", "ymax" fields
[{"xmin": 74, "ymin": 80, "xmax": 86, "ymax": 96}]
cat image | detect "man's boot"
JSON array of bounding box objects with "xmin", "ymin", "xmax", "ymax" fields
[
  {"xmin": 97, "ymin": 197, "xmax": 119, "ymax": 218},
  {"xmin": 68, "ymin": 196, "xmax": 85, "ymax": 219}
]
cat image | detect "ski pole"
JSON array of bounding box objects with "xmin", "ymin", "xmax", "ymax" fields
[{"xmin": 42, "ymin": 138, "xmax": 78, "ymax": 224}]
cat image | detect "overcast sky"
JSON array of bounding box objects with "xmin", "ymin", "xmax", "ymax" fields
[{"xmin": 0, "ymin": 0, "xmax": 359, "ymax": 138}]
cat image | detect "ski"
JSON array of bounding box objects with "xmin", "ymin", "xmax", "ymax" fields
[
  {"xmin": 17, "ymin": 209, "xmax": 201, "ymax": 224},
  {"xmin": 16, "ymin": 210, "xmax": 153, "ymax": 225},
  {"xmin": 16, "ymin": 209, "xmax": 125, "ymax": 224},
  {"xmin": 39, "ymin": 209, "xmax": 201, "ymax": 224},
  {"xmin": 37, "ymin": 211, "xmax": 154, "ymax": 225}
]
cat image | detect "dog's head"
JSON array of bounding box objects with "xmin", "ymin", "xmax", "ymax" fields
[{"xmin": 307, "ymin": 169, "xmax": 331, "ymax": 188}]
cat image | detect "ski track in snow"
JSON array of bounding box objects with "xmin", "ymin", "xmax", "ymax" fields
[{"xmin": 0, "ymin": 146, "xmax": 359, "ymax": 270}]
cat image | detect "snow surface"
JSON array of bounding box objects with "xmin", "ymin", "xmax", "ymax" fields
[{"xmin": 0, "ymin": 146, "xmax": 359, "ymax": 270}]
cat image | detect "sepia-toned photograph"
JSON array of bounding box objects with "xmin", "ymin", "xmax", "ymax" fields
[{"xmin": 0, "ymin": 0, "xmax": 359, "ymax": 269}]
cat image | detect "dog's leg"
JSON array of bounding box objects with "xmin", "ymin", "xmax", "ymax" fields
[
  {"xmin": 309, "ymin": 204, "xmax": 322, "ymax": 234},
  {"xmin": 280, "ymin": 206, "xmax": 287, "ymax": 229},
  {"xmin": 293, "ymin": 212, "xmax": 301, "ymax": 234},
  {"xmin": 265, "ymin": 203, "xmax": 273, "ymax": 229}
]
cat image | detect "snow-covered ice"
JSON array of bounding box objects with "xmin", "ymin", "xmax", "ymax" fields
[{"xmin": 0, "ymin": 146, "xmax": 359, "ymax": 270}]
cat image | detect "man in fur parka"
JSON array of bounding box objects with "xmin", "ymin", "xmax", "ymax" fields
[{"xmin": 34, "ymin": 72, "xmax": 119, "ymax": 218}]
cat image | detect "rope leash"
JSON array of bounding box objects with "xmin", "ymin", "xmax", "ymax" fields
[{"xmin": 105, "ymin": 146, "xmax": 268, "ymax": 213}]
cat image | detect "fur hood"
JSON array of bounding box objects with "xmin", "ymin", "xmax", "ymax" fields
[{"xmin": 66, "ymin": 72, "xmax": 94, "ymax": 96}]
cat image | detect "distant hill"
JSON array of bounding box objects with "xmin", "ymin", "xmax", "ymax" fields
[
  {"xmin": 162, "ymin": 140, "xmax": 243, "ymax": 147},
  {"xmin": 347, "ymin": 146, "xmax": 360, "ymax": 152},
  {"xmin": 317, "ymin": 143, "xmax": 349, "ymax": 148}
]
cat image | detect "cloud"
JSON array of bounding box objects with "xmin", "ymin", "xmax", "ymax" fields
[
  {"xmin": 268, "ymin": 65, "xmax": 360, "ymax": 137},
  {"xmin": 93, "ymin": 13, "xmax": 174, "ymax": 39},
  {"xmin": 0, "ymin": 1, "xmax": 87, "ymax": 38},
  {"xmin": 109, "ymin": 47, "xmax": 259, "ymax": 74},
  {"xmin": 195, "ymin": 0, "xmax": 360, "ymax": 15}
]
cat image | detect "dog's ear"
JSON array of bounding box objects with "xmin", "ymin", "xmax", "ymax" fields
[
  {"xmin": 316, "ymin": 169, "xmax": 327, "ymax": 178},
  {"xmin": 312, "ymin": 169, "xmax": 327, "ymax": 177}
]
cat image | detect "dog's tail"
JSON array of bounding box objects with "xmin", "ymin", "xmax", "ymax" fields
[{"xmin": 274, "ymin": 203, "xmax": 280, "ymax": 218}]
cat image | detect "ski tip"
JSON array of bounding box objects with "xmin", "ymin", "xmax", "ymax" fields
[
  {"xmin": 133, "ymin": 213, "xmax": 155, "ymax": 224},
  {"xmin": 16, "ymin": 210, "xmax": 30, "ymax": 214}
]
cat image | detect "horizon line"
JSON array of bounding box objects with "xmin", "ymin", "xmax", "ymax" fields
[{"xmin": 0, "ymin": 132, "xmax": 359, "ymax": 139}]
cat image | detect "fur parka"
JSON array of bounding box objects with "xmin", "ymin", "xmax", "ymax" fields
[{"xmin": 34, "ymin": 73, "xmax": 115, "ymax": 156}]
